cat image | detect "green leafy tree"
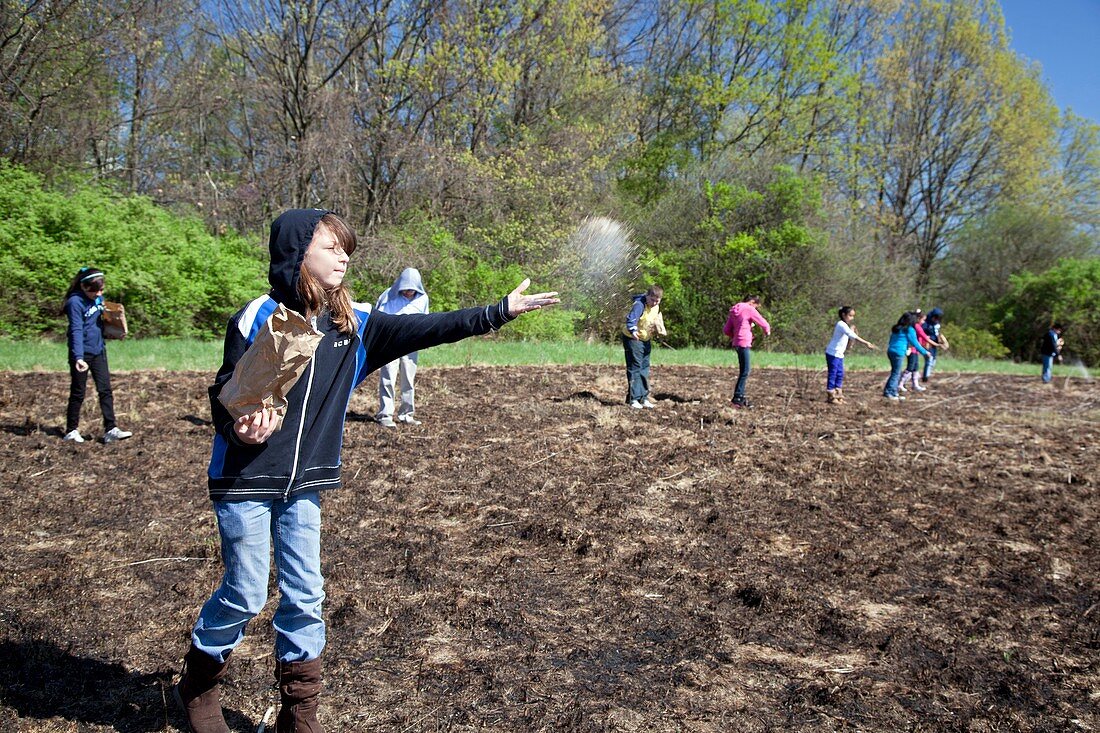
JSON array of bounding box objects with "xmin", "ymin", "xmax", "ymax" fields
[
  {"xmin": 992, "ymin": 258, "xmax": 1100, "ymax": 367},
  {"xmin": 635, "ymin": 162, "xmax": 825, "ymax": 347},
  {"xmin": 938, "ymin": 204, "xmax": 1092, "ymax": 330},
  {"xmin": 853, "ymin": 0, "xmax": 1059, "ymax": 293}
]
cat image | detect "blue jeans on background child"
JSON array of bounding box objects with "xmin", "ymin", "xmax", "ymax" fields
[
  {"xmin": 1041, "ymin": 355, "xmax": 1055, "ymax": 383},
  {"xmin": 192, "ymin": 493, "xmax": 326, "ymax": 664},
  {"xmin": 922, "ymin": 347, "xmax": 937, "ymax": 380},
  {"xmin": 825, "ymin": 353, "xmax": 844, "ymax": 391},
  {"xmin": 622, "ymin": 335, "xmax": 651, "ymax": 403},
  {"xmin": 884, "ymin": 353, "xmax": 906, "ymax": 397},
  {"xmin": 733, "ymin": 346, "xmax": 751, "ymax": 401}
]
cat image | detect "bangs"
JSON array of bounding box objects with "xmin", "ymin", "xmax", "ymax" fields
[{"xmin": 321, "ymin": 213, "xmax": 356, "ymax": 256}]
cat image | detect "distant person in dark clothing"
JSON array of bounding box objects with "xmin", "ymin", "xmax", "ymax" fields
[
  {"xmin": 1040, "ymin": 323, "xmax": 1064, "ymax": 383},
  {"xmin": 921, "ymin": 307, "xmax": 949, "ymax": 382}
]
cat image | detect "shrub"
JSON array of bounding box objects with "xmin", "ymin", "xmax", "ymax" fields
[
  {"xmin": 941, "ymin": 325, "xmax": 1009, "ymax": 361},
  {"xmin": 0, "ymin": 160, "xmax": 265, "ymax": 339},
  {"xmin": 352, "ymin": 211, "xmax": 570, "ymax": 339}
]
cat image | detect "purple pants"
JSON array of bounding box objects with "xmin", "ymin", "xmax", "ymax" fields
[{"xmin": 825, "ymin": 353, "xmax": 844, "ymax": 391}]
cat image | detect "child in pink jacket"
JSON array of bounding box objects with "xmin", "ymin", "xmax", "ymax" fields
[{"xmin": 723, "ymin": 296, "xmax": 771, "ymax": 408}]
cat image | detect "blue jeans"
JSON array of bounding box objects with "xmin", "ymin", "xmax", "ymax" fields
[
  {"xmin": 884, "ymin": 353, "xmax": 905, "ymax": 397},
  {"xmin": 733, "ymin": 346, "xmax": 751, "ymax": 401},
  {"xmin": 192, "ymin": 493, "xmax": 325, "ymax": 663},
  {"xmin": 622, "ymin": 335, "xmax": 651, "ymax": 402},
  {"xmin": 825, "ymin": 353, "xmax": 844, "ymax": 391},
  {"xmin": 922, "ymin": 348, "xmax": 937, "ymax": 380},
  {"xmin": 1041, "ymin": 355, "xmax": 1054, "ymax": 383}
]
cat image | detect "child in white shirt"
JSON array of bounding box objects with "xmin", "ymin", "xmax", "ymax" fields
[{"xmin": 825, "ymin": 306, "xmax": 877, "ymax": 403}]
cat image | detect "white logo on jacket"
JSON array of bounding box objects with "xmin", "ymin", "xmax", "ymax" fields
[{"xmin": 333, "ymin": 338, "xmax": 351, "ymax": 348}]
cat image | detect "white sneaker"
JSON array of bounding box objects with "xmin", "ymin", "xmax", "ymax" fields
[
  {"xmin": 898, "ymin": 383, "xmax": 907, "ymax": 393},
  {"xmin": 642, "ymin": 399, "xmax": 657, "ymax": 409},
  {"xmin": 376, "ymin": 416, "xmax": 396, "ymax": 428},
  {"xmin": 102, "ymin": 427, "xmax": 132, "ymax": 443},
  {"xmin": 397, "ymin": 414, "xmax": 422, "ymax": 426},
  {"xmin": 913, "ymin": 385, "xmax": 926, "ymax": 392},
  {"xmin": 63, "ymin": 430, "xmax": 85, "ymax": 443},
  {"xmin": 629, "ymin": 400, "xmax": 644, "ymax": 409}
]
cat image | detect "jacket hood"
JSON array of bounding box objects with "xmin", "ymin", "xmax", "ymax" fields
[
  {"xmin": 392, "ymin": 268, "xmax": 426, "ymax": 297},
  {"xmin": 268, "ymin": 208, "xmax": 331, "ymax": 312},
  {"xmin": 928, "ymin": 307, "xmax": 943, "ymax": 319},
  {"xmin": 377, "ymin": 268, "xmax": 427, "ymax": 311}
]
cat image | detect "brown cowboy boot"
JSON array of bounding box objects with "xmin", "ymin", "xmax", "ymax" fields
[
  {"xmin": 275, "ymin": 657, "xmax": 323, "ymax": 732},
  {"xmin": 173, "ymin": 644, "xmax": 231, "ymax": 733}
]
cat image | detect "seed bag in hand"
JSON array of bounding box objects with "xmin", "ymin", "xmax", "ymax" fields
[
  {"xmin": 651, "ymin": 311, "xmax": 667, "ymax": 337},
  {"xmin": 102, "ymin": 302, "xmax": 128, "ymax": 339},
  {"xmin": 218, "ymin": 304, "xmax": 322, "ymax": 431}
]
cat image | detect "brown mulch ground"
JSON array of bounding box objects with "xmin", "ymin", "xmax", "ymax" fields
[{"xmin": 0, "ymin": 365, "xmax": 1097, "ymax": 732}]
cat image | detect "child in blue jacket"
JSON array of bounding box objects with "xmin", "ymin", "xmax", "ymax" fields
[
  {"xmin": 883, "ymin": 312, "xmax": 930, "ymax": 401},
  {"xmin": 61, "ymin": 267, "xmax": 132, "ymax": 444}
]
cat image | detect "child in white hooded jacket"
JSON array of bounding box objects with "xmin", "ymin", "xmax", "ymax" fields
[{"xmin": 375, "ymin": 268, "xmax": 430, "ymax": 426}]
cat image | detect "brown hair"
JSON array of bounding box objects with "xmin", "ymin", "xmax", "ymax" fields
[
  {"xmin": 297, "ymin": 213, "xmax": 359, "ymax": 335},
  {"xmin": 646, "ymin": 285, "xmax": 664, "ymax": 298}
]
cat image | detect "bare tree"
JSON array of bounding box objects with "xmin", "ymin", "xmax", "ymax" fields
[{"xmin": 0, "ymin": 0, "xmax": 127, "ymax": 170}]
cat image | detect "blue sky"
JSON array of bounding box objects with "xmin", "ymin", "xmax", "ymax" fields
[{"xmin": 998, "ymin": 0, "xmax": 1100, "ymax": 123}]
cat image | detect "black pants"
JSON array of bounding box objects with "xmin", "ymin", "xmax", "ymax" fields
[{"xmin": 67, "ymin": 351, "xmax": 116, "ymax": 433}]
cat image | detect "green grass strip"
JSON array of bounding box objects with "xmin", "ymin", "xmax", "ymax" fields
[{"xmin": 0, "ymin": 336, "xmax": 1086, "ymax": 379}]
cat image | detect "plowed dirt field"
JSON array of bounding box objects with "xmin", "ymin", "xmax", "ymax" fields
[{"xmin": 0, "ymin": 366, "xmax": 1097, "ymax": 732}]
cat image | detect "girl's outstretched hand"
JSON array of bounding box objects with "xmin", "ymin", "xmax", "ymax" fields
[
  {"xmin": 236, "ymin": 407, "xmax": 280, "ymax": 444},
  {"xmin": 507, "ymin": 278, "xmax": 560, "ymax": 316}
]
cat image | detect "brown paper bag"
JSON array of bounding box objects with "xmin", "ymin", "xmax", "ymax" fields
[
  {"xmin": 217, "ymin": 304, "xmax": 323, "ymax": 432},
  {"xmin": 102, "ymin": 302, "xmax": 128, "ymax": 339},
  {"xmin": 651, "ymin": 310, "xmax": 667, "ymax": 337}
]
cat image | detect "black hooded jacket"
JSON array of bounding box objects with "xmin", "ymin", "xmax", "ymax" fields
[{"xmin": 207, "ymin": 209, "xmax": 515, "ymax": 501}]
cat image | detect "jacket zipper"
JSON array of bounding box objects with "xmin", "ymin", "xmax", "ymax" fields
[{"xmin": 284, "ymin": 317, "xmax": 319, "ymax": 500}]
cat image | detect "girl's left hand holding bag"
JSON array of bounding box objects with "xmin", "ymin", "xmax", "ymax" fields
[{"xmin": 236, "ymin": 406, "xmax": 280, "ymax": 444}]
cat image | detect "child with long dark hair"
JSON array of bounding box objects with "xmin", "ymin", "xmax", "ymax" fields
[
  {"xmin": 824, "ymin": 306, "xmax": 877, "ymax": 403},
  {"xmin": 174, "ymin": 209, "xmax": 558, "ymax": 733},
  {"xmin": 61, "ymin": 267, "xmax": 132, "ymax": 443},
  {"xmin": 884, "ymin": 312, "xmax": 930, "ymax": 401},
  {"xmin": 900, "ymin": 311, "xmax": 944, "ymax": 393}
]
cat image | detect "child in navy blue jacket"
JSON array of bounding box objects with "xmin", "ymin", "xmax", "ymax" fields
[
  {"xmin": 61, "ymin": 267, "xmax": 132, "ymax": 444},
  {"xmin": 175, "ymin": 209, "xmax": 558, "ymax": 733}
]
